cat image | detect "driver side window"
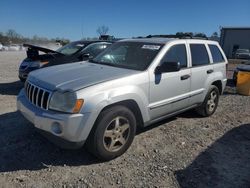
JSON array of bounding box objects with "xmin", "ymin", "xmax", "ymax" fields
[
  {"xmin": 161, "ymin": 44, "xmax": 187, "ymax": 68},
  {"xmin": 81, "ymin": 43, "xmax": 110, "ymax": 57}
]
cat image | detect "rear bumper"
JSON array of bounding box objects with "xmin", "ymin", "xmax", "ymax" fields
[
  {"xmin": 17, "ymin": 89, "xmax": 92, "ymax": 149},
  {"xmin": 222, "ymin": 78, "xmax": 227, "ymax": 93}
]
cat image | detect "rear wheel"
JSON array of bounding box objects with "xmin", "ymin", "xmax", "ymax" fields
[
  {"xmin": 196, "ymin": 85, "xmax": 220, "ymax": 117},
  {"xmin": 86, "ymin": 105, "xmax": 136, "ymax": 161}
]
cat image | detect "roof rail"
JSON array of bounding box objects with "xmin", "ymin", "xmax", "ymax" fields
[{"xmin": 145, "ymin": 34, "xmax": 208, "ymax": 40}]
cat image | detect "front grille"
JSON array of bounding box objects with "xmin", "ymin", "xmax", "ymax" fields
[{"xmin": 25, "ymin": 81, "xmax": 52, "ymax": 110}]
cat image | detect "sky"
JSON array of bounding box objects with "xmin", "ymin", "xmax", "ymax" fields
[{"xmin": 0, "ymin": 0, "xmax": 250, "ymax": 41}]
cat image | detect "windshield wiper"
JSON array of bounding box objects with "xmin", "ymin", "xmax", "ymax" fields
[
  {"xmin": 88, "ymin": 59, "xmax": 99, "ymax": 64},
  {"xmin": 88, "ymin": 59, "xmax": 138, "ymax": 70},
  {"xmin": 88, "ymin": 59, "xmax": 114, "ymax": 66}
]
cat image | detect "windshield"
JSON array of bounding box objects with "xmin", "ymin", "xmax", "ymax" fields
[
  {"xmin": 91, "ymin": 42, "xmax": 163, "ymax": 71},
  {"xmin": 237, "ymin": 49, "xmax": 250, "ymax": 53},
  {"xmin": 56, "ymin": 42, "xmax": 85, "ymax": 55}
]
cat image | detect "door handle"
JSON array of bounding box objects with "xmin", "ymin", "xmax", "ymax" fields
[
  {"xmin": 180, "ymin": 74, "xmax": 190, "ymax": 80},
  {"xmin": 207, "ymin": 69, "xmax": 214, "ymax": 74}
]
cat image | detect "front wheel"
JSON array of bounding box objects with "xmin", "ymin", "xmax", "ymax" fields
[
  {"xmin": 196, "ymin": 85, "xmax": 220, "ymax": 117},
  {"xmin": 86, "ymin": 105, "xmax": 136, "ymax": 161}
]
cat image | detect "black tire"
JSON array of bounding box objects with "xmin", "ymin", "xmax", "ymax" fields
[
  {"xmin": 86, "ymin": 105, "xmax": 136, "ymax": 161},
  {"xmin": 233, "ymin": 72, "xmax": 237, "ymax": 85},
  {"xmin": 196, "ymin": 85, "xmax": 220, "ymax": 117},
  {"xmin": 19, "ymin": 76, "xmax": 26, "ymax": 82}
]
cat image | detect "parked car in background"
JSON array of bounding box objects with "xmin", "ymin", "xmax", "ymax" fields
[
  {"xmin": 0, "ymin": 43, "xmax": 3, "ymax": 51},
  {"xmin": 8, "ymin": 44, "xmax": 20, "ymax": 51},
  {"xmin": 233, "ymin": 60, "xmax": 250, "ymax": 84},
  {"xmin": 17, "ymin": 36, "xmax": 227, "ymax": 160},
  {"xmin": 235, "ymin": 49, "xmax": 250, "ymax": 59},
  {"xmin": 18, "ymin": 40, "xmax": 113, "ymax": 81},
  {"xmin": 2, "ymin": 45, "xmax": 9, "ymax": 51}
]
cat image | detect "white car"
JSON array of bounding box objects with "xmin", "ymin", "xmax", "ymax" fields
[
  {"xmin": 0, "ymin": 43, "xmax": 3, "ymax": 51},
  {"xmin": 8, "ymin": 44, "xmax": 20, "ymax": 51},
  {"xmin": 17, "ymin": 36, "xmax": 227, "ymax": 160},
  {"xmin": 235, "ymin": 49, "xmax": 250, "ymax": 59},
  {"xmin": 2, "ymin": 46, "xmax": 9, "ymax": 51}
]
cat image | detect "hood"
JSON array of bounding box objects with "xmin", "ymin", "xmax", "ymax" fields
[
  {"xmin": 28, "ymin": 62, "xmax": 138, "ymax": 91},
  {"xmin": 23, "ymin": 44, "xmax": 62, "ymax": 54}
]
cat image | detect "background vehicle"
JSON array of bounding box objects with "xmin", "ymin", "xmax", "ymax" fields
[
  {"xmin": 18, "ymin": 40, "xmax": 113, "ymax": 81},
  {"xmin": 0, "ymin": 43, "xmax": 3, "ymax": 51},
  {"xmin": 8, "ymin": 44, "xmax": 20, "ymax": 51},
  {"xmin": 2, "ymin": 45, "xmax": 9, "ymax": 51},
  {"xmin": 17, "ymin": 36, "xmax": 227, "ymax": 160},
  {"xmin": 235, "ymin": 49, "xmax": 250, "ymax": 59}
]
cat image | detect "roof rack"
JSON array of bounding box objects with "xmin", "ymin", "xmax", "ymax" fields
[{"xmin": 145, "ymin": 34, "xmax": 208, "ymax": 40}]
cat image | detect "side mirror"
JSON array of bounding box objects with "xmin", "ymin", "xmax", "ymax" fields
[
  {"xmin": 155, "ymin": 61, "xmax": 181, "ymax": 74},
  {"xmin": 80, "ymin": 53, "xmax": 93, "ymax": 60}
]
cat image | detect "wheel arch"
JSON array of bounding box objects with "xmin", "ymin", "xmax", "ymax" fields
[
  {"xmin": 211, "ymin": 80, "xmax": 223, "ymax": 95},
  {"xmin": 97, "ymin": 99, "xmax": 144, "ymax": 128}
]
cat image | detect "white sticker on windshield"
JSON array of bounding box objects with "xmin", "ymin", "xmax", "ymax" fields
[{"xmin": 142, "ymin": 45, "xmax": 161, "ymax": 50}]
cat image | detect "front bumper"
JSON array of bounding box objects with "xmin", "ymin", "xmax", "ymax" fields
[
  {"xmin": 19, "ymin": 67, "xmax": 39, "ymax": 80},
  {"xmin": 17, "ymin": 89, "xmax": 92, "ymax": 149}
]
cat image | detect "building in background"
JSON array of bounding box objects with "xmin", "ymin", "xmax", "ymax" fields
[{"xmin": 220, "ymin": 27, "xmax": 250, "ymax": 58}]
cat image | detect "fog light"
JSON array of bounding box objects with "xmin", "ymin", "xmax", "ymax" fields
[{"xmin": 51, "ymin": 122, "xmax": 62, "ymax": 135}]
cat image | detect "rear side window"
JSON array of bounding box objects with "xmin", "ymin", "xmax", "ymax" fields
[
  {"xmin": 190, "ymin": 44, "xmax": 210, "ymax": 66},
  {"xmin": 161, "ymin": 44, "xmax": 187, "ymax": 68},
  {"xmin": 209, "ymin": 44, "xmax": 225, "ymax": 63}
]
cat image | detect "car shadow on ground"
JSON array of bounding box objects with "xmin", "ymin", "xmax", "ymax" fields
[
  {"xmin": 0, "ymin": 111, "xmax": 99, "ymax": 173},
  {"xmin": 224, "ymin": 79, "xmax": 237, "ymax": 95},
  {"xmin": 175, "ymin": 124, "xmax": 250, "ymax": 188},
  {"xmin": 0, "ymin": 109, "xmax": 196, "ymax": 173},
  {"xmin": 0, "ymin": 81, "xmax": 24, "ymax": 95}
]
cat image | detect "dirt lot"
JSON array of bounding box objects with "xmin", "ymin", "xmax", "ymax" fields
[{"xmin": 0, "ymin": 51, "xmax": 250, "ymax": 188}]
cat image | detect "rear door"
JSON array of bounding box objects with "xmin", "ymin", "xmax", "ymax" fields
[
  {"xmin": 188, "ymin": 42, "xmax": 213, "ymax": 105},
  {"xmin": 208, "ymin": 44, "xmax": 227, "ymax": 84}
]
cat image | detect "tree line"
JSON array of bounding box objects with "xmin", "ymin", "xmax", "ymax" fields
[
  {"xmin": 0, "ymin": 27, "xmax": 219, "ymax": 46},
  {"xmin": 0, "ymin": 29, "xmax": 70, "ymax": 46}
]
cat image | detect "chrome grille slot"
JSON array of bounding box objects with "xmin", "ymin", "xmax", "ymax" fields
[{"xmin": 24, "ymin": 81, "xmax": 52, "ymax": 110}]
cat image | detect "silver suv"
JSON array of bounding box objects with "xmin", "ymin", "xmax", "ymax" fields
[{"xmin": 17, "ymin": 37, "xmax": 227, "ymax": 160}]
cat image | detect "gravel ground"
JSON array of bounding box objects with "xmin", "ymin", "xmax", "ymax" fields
[{"xmin": 0, "ymin": 51, "xmax": 250, "ymax": 188}]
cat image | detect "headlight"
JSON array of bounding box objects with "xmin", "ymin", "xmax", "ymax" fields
[
  {"xmin": 40, "ymin": 61, "xmax": 49, "ymax": 67},
  {"xmin": 26, "ymin": 61, "xmax": 49, "ymax": 68},
  {"xmin": 28, "ymin": 61, "xmax": 41, "ymax": 68},
  {"xmin": 49, "ymin": 91, "xmax": 84, "ymax": 113}
]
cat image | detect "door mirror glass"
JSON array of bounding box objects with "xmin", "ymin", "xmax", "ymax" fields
[
  {"xmin": 80, "ymin": 53, "xmax": 93, "ymax": 60},
  {"xmin": 155, "ymin": 61, "xmax": 181, "ymax": 74}
]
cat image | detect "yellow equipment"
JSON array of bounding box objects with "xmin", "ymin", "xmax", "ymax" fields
[{"xmin": 237, "ymin": 71, "xmax": 250, "ymax": 96}]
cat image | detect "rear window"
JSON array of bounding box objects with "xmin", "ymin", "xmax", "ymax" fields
[
  {"xmin": 190, "ymin": 44, "xmax": 210, "ymax": 66},
  {"xmin": 209, "ymin": 45, "xmax": 225, "ymax": 63}
]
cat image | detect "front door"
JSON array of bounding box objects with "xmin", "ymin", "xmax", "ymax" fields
[{"xmin": 149, "ymin": 43, "xmax": 191, "ymax": 120}]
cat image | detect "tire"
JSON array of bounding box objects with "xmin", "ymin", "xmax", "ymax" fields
[
  {"xmin": 196, "ymin": 85, "xmax": 220, "ymax": 117},
  {"xmin": 233, "ymin": 72, "xmax": 237, "ymax": 85},
  {"xmin": 86, "ymin": 105, "xmax": 137, "ymax": 161},
  {"xmin": 19, "ymin": 76, "xmax": 26, "ymax": 82}
]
